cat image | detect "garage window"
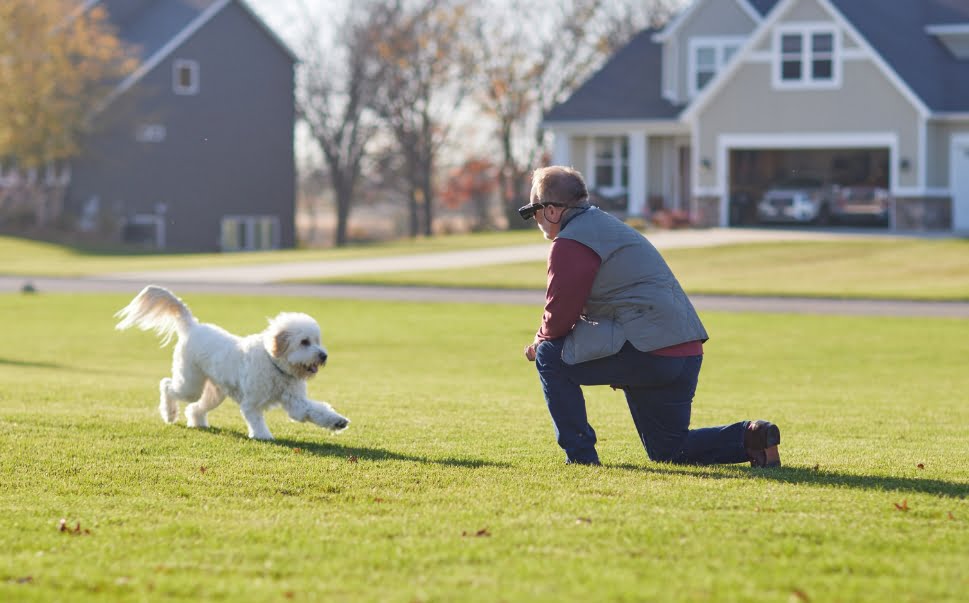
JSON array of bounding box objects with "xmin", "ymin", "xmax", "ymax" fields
[
  {"xmin": 221, "ymin": 216, "xmax": 280, "ymax": 251},
  {"xmin": 774, "ymin": 26, "xmax": 839, "ymax": 88}
]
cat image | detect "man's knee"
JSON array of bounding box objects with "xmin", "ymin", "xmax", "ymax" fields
[{"xmin": 534, "ymin": 339, "xmax": 564, "ymax": 370}]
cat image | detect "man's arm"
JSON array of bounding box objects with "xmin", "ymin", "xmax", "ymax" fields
[{"xmin": 525, "ymin": 238, "xmax": 600, "ymax": 361}]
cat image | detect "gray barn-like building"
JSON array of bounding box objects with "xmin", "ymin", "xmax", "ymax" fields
[{"xmin": 68, "ymin": 0, "xmax": 297, "ymax": 251}]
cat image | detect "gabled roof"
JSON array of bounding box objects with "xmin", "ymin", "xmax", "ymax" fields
[
  {"xmin": 92, "ymin": 0, "xmax": 297, "ymax": 111},
  {"xmin": 652, "ymin": 0, "xmax": 763, "ymax": 43},
  {"xmin": 543, "ymin": 28, "xmax": 683, "ymax": 123},
  {"xmin": 549, "ymin": 0, "xmax": 969, "ymax": 126}
]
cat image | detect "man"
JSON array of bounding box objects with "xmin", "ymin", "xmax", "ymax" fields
[{"xmin": 521, "ymin": 166, "xmax": 781, "ymax": 467}]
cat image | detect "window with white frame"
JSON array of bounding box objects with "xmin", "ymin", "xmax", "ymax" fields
[
  {"xmin": 220, "ymin": 216, "xmax": 280, "ymax": 251},
  {"xmin": 593, "ymin": 137, "xmax": 629, "ymax": 191},
  {"xmin": 774, "ymin": 26, "xmax": 839, "ymax": 88},
  {"xmin": 688, "ymin": 38, "xmax": 743, "ymax": 97},
  {"xmin": 173, "ymin": 59, "xmax": 199, "ymax": 95}
]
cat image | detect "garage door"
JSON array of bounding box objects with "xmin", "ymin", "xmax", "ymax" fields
[{"xmin": 729, "ymin": 148, "xmax": 891, "ymax": 228}]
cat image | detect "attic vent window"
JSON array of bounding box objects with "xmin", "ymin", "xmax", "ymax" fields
[
  {"xmin": 688, "ymin": 37, "xmax": 744, "ymax": 98},
  {"xmin": 773, "ymin": 26, "xmax": 840, "ymax": 89},
  {"xmin": 173, "ymin": 59, "xmax": 199, "ymax": 95}
]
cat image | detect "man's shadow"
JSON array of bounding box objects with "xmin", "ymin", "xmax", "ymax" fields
[
  {"xmin": 200, "ymin": 427, "xmax": 508, "ymax": 469},
  {"xmin": 610, "ymin": 462, "xmax": 968, "ymax": 498}
]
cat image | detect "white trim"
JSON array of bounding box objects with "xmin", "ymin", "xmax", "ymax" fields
[
  {"xmin": 126, "ymin": 214, "xmax": 166, "ymax": 249},
  {"xmin": 917, "ymin": 119, "xmax": 927, "ymax": 192},
  {"xmin": 551, "ymin": 132, "xmax": 571, "ymax": 166},
  {"xmin": 172, "ymin": 59, "xmax": 200, "ymax": 95},
  {"xmin": 681, "ymin": 0, "xmax": 931, "ymax": 123},
  {"xmin": 841, "ymin": 48, "xmax": 866, "ymax": 60},
  {"xmin": 585, "ymin": 142, "xmax": 597, "ymax": 188},
  {"xmin": 220, "ymin": 214, "xmax": 281, "ymax": 251},
  {"xmin": 772, "ymin": 23, "xmax": 841, "ymax": 90},
  {"xmin": 932, "ymin": 113, "xmax": 969, "ymax": 122},
  {"xmin": 925, "ymin": 24, "xmax": 969, "ymax": 35},
  {"xmin": 951, "ymin": 134, "xmax": 969, "ymax": 231},
  {"xmin": 653, "ymin": 0, "xmax": 762, "ymax": 43},
  {"xmin": 687, "ymin": 36, "xmax": 746, "ymax": 98},
  {"xmin": 540, "ymin": 119, "xmax": 689, "ymax": 137},
  {"xmin": 628, "ymin": 132, "xmax": 648, "ymax": 216},
  {"xmin": 95, "ymin": 0, "xmax": 231, "ymax": 112}
]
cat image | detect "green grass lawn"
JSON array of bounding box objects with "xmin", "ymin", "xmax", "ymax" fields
[
  {"xmin": 0, "ymin": 230, "xmax": 539, "ymax": 277},
  {"xmin": 1, "ymin": 293, "xmax": 966, "ymax": 602},
  {"xmin": 308, "ymin": 239, "xmax": 969, "ymax": 301}
]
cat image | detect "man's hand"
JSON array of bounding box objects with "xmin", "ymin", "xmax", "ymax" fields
[{"xmin": 524, "ymin": 338, "xmax": 540, "ymax": 362}]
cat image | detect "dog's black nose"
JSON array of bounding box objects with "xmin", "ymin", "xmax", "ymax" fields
[{"xmin": 319, "ymin": 351, "xmax": 328, "ymax": 364}]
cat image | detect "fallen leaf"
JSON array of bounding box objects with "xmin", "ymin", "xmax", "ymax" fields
[
  {"xmin": 373, "ymin": 497, "xmax": 385, "ymax": 503},
  {"xmin": 894, "ymin": 500, "xmax": 909, "ymax": 512},
  {"xmin": 812, "ymin": 464, "xmax": 820, "ymax": 471},
  {"xmin": 284, "ymin": 591, "xmax": 295, "ymax": 599},
  {"xmin": 462, "ymin": 528, "xmax": 490, "ymax": 537},
  {"xmin": 292, "ymin": 447, "xmax": 302, "ymax": 454},
  {"xmin": 58, "ymin": 518, "xmax": 67, "ymax": 532},
  {"xmin": 916, "ymin": 463, "xmax": 925, "ymax": 470},
  {"xmin": 15, "ymin": 576, "xmax": 33, "ymax": 584},
  {"xmin": 347, "ymin": 455, "xmax": 358, "ymax": 463},
  {"xmin": 948, "ymin": 512, "xmax": 956, "ymax": 520},
  {"xmin": 199, "ymin": 466, "xmax": 207, "ymax": 474},
  {"xmin": 790, "ymin": 588, "xmax": 810, "ymax": 602},
  {"xmin": 576, "ymin": 517, "xmax": 592, "ymax": 524}
]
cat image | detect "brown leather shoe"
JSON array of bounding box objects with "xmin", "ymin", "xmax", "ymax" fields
[{"xmin": 745, "ymin": 420, "xmax": 781, "ymax": 468}]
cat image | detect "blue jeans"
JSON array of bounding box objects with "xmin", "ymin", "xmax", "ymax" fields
[{"xmin": 534, "ymin": 339, "xmax": 748, "ymax": 465}]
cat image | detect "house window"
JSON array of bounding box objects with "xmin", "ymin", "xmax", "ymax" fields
[
  {"xmin": 135, "ymin": 124, "xmax": 166, "ymax": 143},
  {"xmin": 221, "ymin": 216, "xmax": 280, "ymax": 251},
  {"xmin": 173, "ymin": 59, "xmax": 199, "ymax": 95},
  {"xmin": 593, "ymin": 137, "xmax": 629, "ymax": 191},
  {"xmin": 689, "ymin": 38, "xmax": 743, "ymax": 97},
  {"xmin": 774, "ymin": 26, "xmax": 839, "ymax": 88}
]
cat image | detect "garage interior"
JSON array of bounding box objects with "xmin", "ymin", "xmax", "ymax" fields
[{"xmin": 728, "ymin": 148, "xmax": 891, "ymax": 227}]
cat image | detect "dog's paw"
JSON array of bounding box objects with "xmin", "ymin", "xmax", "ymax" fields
[
  {"xmin": 331, "ymin": 417, "xmax": 350, "ymax": 432},
  {"xmin": 248, "ymin": 431, "xmax": 274, "ymax": 441}
]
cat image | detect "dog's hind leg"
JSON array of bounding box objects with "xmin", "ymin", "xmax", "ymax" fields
[
  {"xmin": 159, "ymin": 378, "xmax": 178, "ymax": 424},
  {"xmin": 185, "ymin": 381, "xmax": 225, "ymax": 429},
  {"xmin": 159, "ymin": 365, "xmax": 205, "ymax": 425}
]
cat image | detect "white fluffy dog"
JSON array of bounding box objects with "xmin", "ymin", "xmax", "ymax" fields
[{"xmin": 115, "ymin": 285, "xmax": 349, "ymax": 440}]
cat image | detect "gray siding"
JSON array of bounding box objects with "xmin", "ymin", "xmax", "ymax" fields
[{"xmin": 69, "ymin": 1, "xmax": 295, "ymax": 251}]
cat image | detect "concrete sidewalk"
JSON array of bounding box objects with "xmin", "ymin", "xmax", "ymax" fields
[{"xmin": 93, "ymin": 227, "xmax": 907, "ymax": 284}]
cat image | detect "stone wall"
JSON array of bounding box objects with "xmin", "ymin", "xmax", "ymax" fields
[{"xmin": 893, "ymin": 197, "xmax": 952, "ymax": 231}]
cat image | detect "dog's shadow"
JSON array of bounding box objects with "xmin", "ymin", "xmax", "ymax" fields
[
  {"xmin": 199, "ymin": 427, "xmax": 509, "ymax": 469},
  {"xmin": 608, "ymin": 462, "xmax": 969, "ymax": 498}
]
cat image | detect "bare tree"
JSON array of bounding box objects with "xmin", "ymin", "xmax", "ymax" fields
[
  {"xmin": 0, "ymin": 0, "xmax": 136, "ymax": 229},
  {"xmin": 366, "ymin": 0, "xmax": 475, "ymax": 237},
  {"xmin": 471, "ymin": 0, "xmax": 678, "ymax": 227},
  {"xmin": 295, "ymin": 1, "xmax": 383, "ymax": 247}
]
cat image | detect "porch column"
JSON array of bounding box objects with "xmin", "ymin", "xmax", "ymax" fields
[
  {"xmin": 552, "ymin": 131, "xmax": 571, "ymax": 166},
  {"xmin": 628, "ymin": 131, "xmax": 648, "ymax": 216}
]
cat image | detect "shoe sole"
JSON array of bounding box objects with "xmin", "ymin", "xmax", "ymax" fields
[{"xmin": 749, "ymin": 421, "xmax": 781, "ymax": 468}]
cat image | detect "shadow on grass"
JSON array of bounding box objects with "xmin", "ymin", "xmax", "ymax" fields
[
  {"xmin": 200, "ymin": 427, "xmax": 508, "ymax": 469},
  {"xmin": 0, "ymin": 356, "xmax": 65, "ymax": 369},
  {"xmin": 609, "ymin": 462, "xmax": 968, "ymax": 498}
]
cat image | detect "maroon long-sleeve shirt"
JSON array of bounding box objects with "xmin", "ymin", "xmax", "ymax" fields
[{"xmin": 536, "ymin": 238, "xmax": 702, "ymax": 357}]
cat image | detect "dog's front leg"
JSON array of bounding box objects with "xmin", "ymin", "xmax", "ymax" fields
[
  {"xmin": 239, "ymin": 400, "xmax": 273, "ymax": 440},
  {"xmin": 283, "ymin": 396, "xmax": 349, "ymax": 432}
]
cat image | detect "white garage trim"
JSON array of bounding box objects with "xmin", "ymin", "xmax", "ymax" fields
[
  {"xmin": 951, "ymin": 133, "xmax": 969, "ymax": 232},
  {"xmin": 715, "ymin": 132, "xmax": 900, "ymax": 226}
]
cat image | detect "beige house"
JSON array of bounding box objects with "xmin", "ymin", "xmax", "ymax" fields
[{"xmin": 544, "ymin": 0, "xmax": 969, "ymax": 232}]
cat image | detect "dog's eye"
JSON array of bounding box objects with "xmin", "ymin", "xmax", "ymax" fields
[{"xmin": 300, "ymin": 338, "xmax": 310, "ymax": 346}]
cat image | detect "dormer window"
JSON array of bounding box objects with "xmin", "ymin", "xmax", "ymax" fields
[
  {"xmin": 173, "ymin": 59, "xmax": 199, "ymax": 95},
  {"xmin": 774, "ymin": 26, "xmax": 840, "ymax": 88},
  {"xmin": 688, "ymin": 37, "xmax": 743, "ymax": 98}
]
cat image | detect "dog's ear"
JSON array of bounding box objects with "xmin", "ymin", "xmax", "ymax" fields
[{"xmin": 270, "ymin": 329, "xmax": 290, "ymax": 358}]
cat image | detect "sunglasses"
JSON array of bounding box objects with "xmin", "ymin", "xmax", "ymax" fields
[{"xmin": 518, "ymin": 202, "xmax": 565, "ymax": 220}]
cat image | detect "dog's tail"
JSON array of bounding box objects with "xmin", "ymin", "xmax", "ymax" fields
[{"xmin": 115, "ymin": 286, "xmax": 196, "ymax": 346}]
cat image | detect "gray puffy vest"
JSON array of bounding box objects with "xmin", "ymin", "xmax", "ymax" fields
[{"xmin": 555, "ymin": 207, "xmax": 708, "ymax": 364}]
